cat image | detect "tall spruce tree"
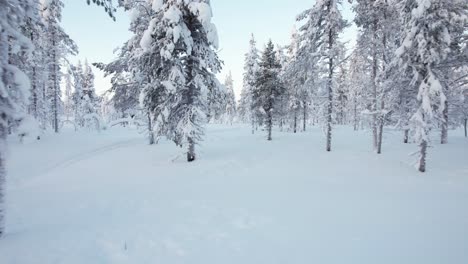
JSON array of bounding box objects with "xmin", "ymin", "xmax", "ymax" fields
[
  {"xmin": 41, "ymin": 0, "xmax": 77, "ymax": 132},
  {"xmin": 253, "ymin": 40, "xmax": 284, "ymax": 141},
  {"xmin": 298, "ymin": 0, "xmax": 347, "ymax": 151},
  {"xmin": 395, "ymin": 0, "xmax": 468, "ymax": 172},
  {"xmin": 239, "ymin": 34, "xmax": 260, "ymax": 133},
  {"xmin": 0, "ymin": 0, "xmax": 35, "ymax": 237},
  {"xmin": 141, "ymin": 0, "xmax": 222, "ymax": 162},
  {"xmin": 223, "ymin": 71, "xmax": 237, "ymax": 124}
]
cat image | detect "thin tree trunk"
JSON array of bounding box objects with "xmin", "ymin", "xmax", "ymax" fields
[
  {"xmin": 303, "ymin": 103, "xmax": 307, "ymax": 132},
  {"xmin": 464, "ymin": 118, "xmax": 467, "ymax": 138},
  {"xmin": 418, "ymin": 139, "xmax": 428, "ymax": 173},
  {"xmin": 186, "ymin": 56, "xmax": 197, "ymax": 162},
  {"xmin": 293, "ymin": 110, "xmax": 297, "ymax": 133},
  {"xmin": 403, "ymin": 129, "xmax": 409, "ymax": 144},
  {"xmin": 441, "ymin": 100, "xmax": 448, "ymax": 144},
  {"xmin": 251, "ymin": 117, "xmax": 255, "ymax": 134},
  {"xmin": 267, "ymin": 110, "xmax": 272, "ymax": 141},
  {"xmin": 0, "ymin": 132, "xmax": 5, "ymax": 237},
  {"xmin": 353, "ymin": 101, "xmax": 358, "ymax": 131},
  {"xmin": 371, "ymin": 21, "xmax": 378, "ymax": 151},
  {"xmin": 187, "ymin": 137, "xmax": 195, "ymax": 162},
  {"xmin": 147, "ymin": 111, "xmax": 155, "ymax": 145},
  {"xmin": 377, "ymin": 102, "xmax": 385, "ymax": 154},
  {"xmin": 52, "ymin": 30, "xmax": 59, "ymax": 133},
  {"xmin": 377, "ymin": 117, "xmax": 384, "ymax": 154},
  {"xmin": 326, "ymin": 29, "xmax": 333, "ymax": 152}
]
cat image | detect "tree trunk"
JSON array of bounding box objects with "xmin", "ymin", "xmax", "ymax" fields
[
  {"xmin": 187, "ymin": 137, "xmax": 196, "ymax": 162},
  {"xmin": 147, "ymin": 111, "xmax": 155, "ymax": 145},
  {"xmin": 0, "ymin": 113, "xmax": 6, "ymax": 237},
  {"xmin": 293, "ymin": 110, "xmax": 297, "ymax": 133},
  {"xmin": 267, "ymin": 110, "xmax": 272, "ymax": 141},
  {"xmin": 377, "ymin": 101, "xmax": 385, "ymax": 154},
  {"xmin": 418, "ymin": 139, "xmax": 428, "ymax": 173},
  {"xmin": 441, "ymin": 100, "xmax": 448, "ymax": 144},
  {"xmin": 251, "ymin": 116, "xmax": 255, "ymax": 134},
  {"xmin": 377, "ymin": 118, "xmax": 384, "ymax": 154},
  {"xmin": 464, "ymin": 118, "xmax": 467, "ymax": 138},
  {"xmin": 52, "ymin": 30, "xmax": 59, "ymax": 133},
  {"xmin": 403, "ymin": 129, "xmax": 409, "ymax": 143},
  {"xmin": 303, "ymin": 103, "xmax": 307, "ymax": 132},
  {"xmin": 371, "ymin": 21, "xmax": 378, "ymax": 151},
  {"xmin": 353, "ymin": 101, "xmax": 358, "ymax": 131},
  {"xmin": 326, "ymin": 29, "xmax": 333, "ymax": 152}
]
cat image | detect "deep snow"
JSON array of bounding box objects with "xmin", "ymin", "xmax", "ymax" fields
[{"xmin": 1, "ymin": 125, "xmax": 467, "ymax": 264}]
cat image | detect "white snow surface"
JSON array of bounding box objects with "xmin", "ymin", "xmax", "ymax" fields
[{"xmin": 1, "ymin": 125, "xmax": 468, "ymax": 264}]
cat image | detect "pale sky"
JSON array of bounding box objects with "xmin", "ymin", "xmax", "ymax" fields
[{"xmin": 61, "ymin": 0, "xmax": 357, "ymax": 100}]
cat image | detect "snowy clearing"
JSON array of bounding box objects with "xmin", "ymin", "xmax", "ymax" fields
[{"xmin": 1, "ymin": 125, "xmax": 467, "ymax": 264}]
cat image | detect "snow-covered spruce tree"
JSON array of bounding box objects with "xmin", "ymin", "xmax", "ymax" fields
[
  {"xmin": 141, "ymin": 0, "xmax": 222, "ymax": 162},
  {"xmin": 223, "ymin": 71, "xmax": 236, "ymax": 124},
  {"xmin": 285, "ymin": 35, "xmax": 301, "ymax": 133},
  {"xmin": 395, "ymin": 0, "xmax": 468, "ymax": 172},
  {"xmin": 275, "ymin": 45, "xmax": 290, "ymax": 132},
  {"xmin": 438, "ymin": 17, "xmax": 468, "ymax": 144},
  {"xmin": 81, "ymin": 61, "xmax": 99, "ymax": 128},
  {"xmin": 461, "ymin": 89, "xmax": 468, "ymax": 138},
  {"xmin": 15, "ymin": 0, "xmax": 48, "ymax": 134},
  {"xmin": 297, "ymin": 0, "xmax": 347, "ymax": 151},
  {"xmin": 0, "ymin": 0, "xmax": 35, "ymax": 237},
  {"xmin": 353, "ymin": 0, "xmax": 400, "ymax": 153},
  {"xmin": 347, "ymin": 50, "xmax": 369, "ymax": 131},
  {"xmin": 94, "ymin": 0, "xmax": 155, "ymax": 142},
  {"xmin": 284, "ymin": 26, "xmax": 312, "ymax": 133},
  {"xmin": 253, "ymin": 40, "xmax": 284, "ymax": 141},
  {"xmin": 63, "ymin": 71, "xmax": 73, "ymax": 120},
  {"xmin": 451, "ymin": 68, "xmax": 468, "ymax": 138},
  {"xmin": 335, "ymin": 61, "xmax": 348, "ymax": 125},
  {"xmin": 239, "ymin": 34, "xmax": 260, "ymax": 133},
  {"xmin": 41, "ymin": 0, "xmax": 78, "ymax": 133},
  {"xmin": 71, "ymin": 61, "xmax": 85, "ymax": 127},
  {"xmin": 206, "ymin": 78, "xmax": 226, "ymax": 122}
]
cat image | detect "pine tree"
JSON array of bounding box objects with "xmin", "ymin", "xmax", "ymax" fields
[
  {"xmin": 223, "ymin": 71, "xmax": 237, "ymax": 124},
  {"xmin": 141, "ymin": 0, "xmax": 222, "ymax": 162},
  {"xmin": 0, "ymin": 0, "xmax": 35, "ymax": 237},
  {"xmin": 41, "ymin": 0, "xmax": 78, "ymax": 133},
  {"xmin": 72, "ymin": 61, "xmax": 85, "ymax": 127},
  {"xmin": 354, "ymin": 0, "xmax": 400, "ymax": 154},
  {"xmin": 239, "ymin": 34, "xmax": 260, "ymax": 133},
  {"xmin": 82, "ymin": 61, "xmax": 98, "ymax": 128},
  {"xmin": 63, "ymin": 71, "xmax": 73, "ymax": 120},
  {"xmin": 298, "ymin": 0, "xmax": 347, "ymax": 151},
  {"xmin": 395, "ymin": 0, "xmax": 468, "ymax": 172},
  {"xmin": 253, "ymin": 40, "xmax": 284, "ymax": 141},
  {"xmin": 347, "ymin": 51, "xmax": 369, "ymax": 131},
  {"xmin": 285, "ymin": 26, "xmax": 312, "ymax": 133}
]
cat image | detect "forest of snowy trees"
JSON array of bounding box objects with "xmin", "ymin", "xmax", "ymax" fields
[
  {"xmin": 239, "ymin": 0, "xmax": 468, "ymax": 173},
  {"xmin": 0, "ymin": 0, "xmax": 467, "ymax": 238}
]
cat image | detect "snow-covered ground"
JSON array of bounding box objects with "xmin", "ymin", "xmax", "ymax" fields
[{"xmin": 1, "ymin": 125, "xmax": 468, "ymax": 264}]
